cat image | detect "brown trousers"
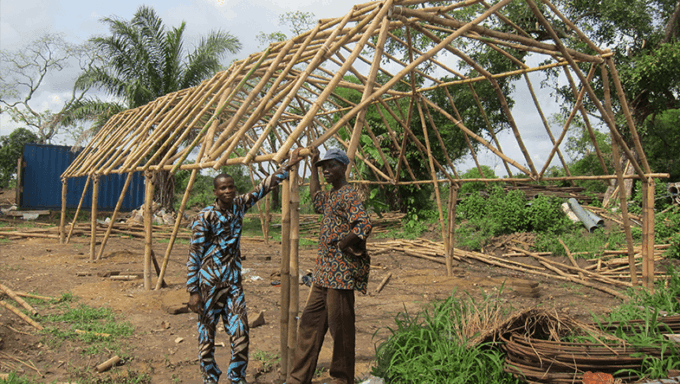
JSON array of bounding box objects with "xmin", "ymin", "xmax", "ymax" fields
[{"xmin": 288, "ymin": 285, "xmax": 356, "ymax": 384}]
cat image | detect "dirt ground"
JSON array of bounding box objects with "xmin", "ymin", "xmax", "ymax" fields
[{"xmin": 0, "ymin": 189, "xmax": 626, "ymax": 384}]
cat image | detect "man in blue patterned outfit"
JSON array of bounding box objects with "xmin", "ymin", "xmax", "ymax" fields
[
  {"xmin": 187, "ymin": 149, "xmax": 302, "ymax": 384},
  {"xmin": 287, "ymin": 148, "xmax": 372, "ymax": 384}
]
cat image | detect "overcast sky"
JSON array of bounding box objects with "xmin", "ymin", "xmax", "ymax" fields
[{"xmin": 0, "ymin": 0, "xmax": 587, "ymax": 176}]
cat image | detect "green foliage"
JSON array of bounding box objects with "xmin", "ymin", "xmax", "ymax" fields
[
  {"xmin": 526, "ymin": 194, "xmax": 573, "ymax": 235},
  {"xmin": 459, "ymin": 166, "xmax": 497, "ymax": 196},
  {"xmin": 0, "ymin": 128, "xmax": 38, "ymax": 188},
  {"xmin": 457, "ymin": 186, "xmax": 570, "ymax": 250},
  {"xmin": 251, "ymin": 350, "xmax": 279, "ymax": 373},
  {"xmin": 372, "ymin": 290, "xmax": 521, "ymax": 384},
  {"xmin": 640, "ymin": 109, "xmax": 680, "ymax": 180},
  {"xmin": 173, "ymin": 170, "xmax": 214, "ymax": 210},
  {"xmin": 534, "ymin": 228, "xmax": 625, "ymax": 259},
  {"xmin": 608, "ymin": 265, "xmax": 680, "ymax": 321}
]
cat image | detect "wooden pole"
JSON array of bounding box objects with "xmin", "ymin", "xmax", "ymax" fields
[
  {"xmin": 446, "ymin": 185, "xmax": 458, "ymax": 276},
  {"xmin": 60, "ymin": 179, "xmax": 68, "ymax": 244},
  {"xmin": 66, "ymin": 175, "xmax": 91, "ymax": 244},
  {"xmin": 602, "ymin": 66, "xmax": 638, "ymax": 286},
  {"xmin": 97, "ymin": 172, "xmax": 134, "ymax": 260},
  {"xmin": 155, "ymin": 168, "xmax": 198, "ymax": 290},
  {"xmin": 346, "ymin": 16, "xmax": 391, "ymax": 174},
  {"xmin": 416, "ymin": 100, "xmax": 448, "ymax": 275},
  {"xmin": 287, "ymin": 165, "xmax": 300, "ymax": 377},
  {"xmin": 0, "ymin": 283, "xmax": 38, "ymax": 316},
  {"xmin": 641, "ymin": 180, "xmax": 649, "ymax": 289},
  {"xmin": 0, "ymin": 300, "xmax": 43, "ymax": 331},
  {"xmin": 280, "ymin": 178, "xmax": 291, "ymax": 379},
  {"xmin": 143, "ymin": 171, "xmax": 155, "ymax": 290},
  {"xmin": 645, "ymin": 178, "xmax": 656, "ymax": 290},
  {"xmin": 90, "ymin": 175, "xmax": 99, "ymax": 261}
]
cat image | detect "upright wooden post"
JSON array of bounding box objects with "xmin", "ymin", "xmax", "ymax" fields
[
  {"xmin": 97, "ymin": 172, "xmax": 134, "ymax": 260},
  {"xmin": 280, "ymin": 178, "xmax": 291, "ymax": 379},
  {"xmin": 155, "ymin": 168, "xmax": 198, "ymax": 290},
  {"xmin": 60, "ymin": 179, "xmax": 68, "ymax": 244},
  {"xmin": 90, "ymin": 175, "xmax": 100, "ymax": 261},
  {"xmin": 602, "ymin": 66, "xmax": 639, "ymax": 286},
  {"xmin": 66, "ymin": 175, "xmax": 91, "ymax": 244},
  {"xmin": 641, "ymin": 180, "xmax": 650, "ymax": 289},
  {"xmin": 645, "ymin": 178, "xmax": 656, "ymax": 290},
  {"xmin": 287, "ymin": 165, "xmax": 300, "ymax": 377},
  {"xmin": 143, "ymin": 172, "xmax": 155, "ymax": 290},
  {"xmin": 446, "ymin": 184, "xmax": 458, "ymax": 274}
]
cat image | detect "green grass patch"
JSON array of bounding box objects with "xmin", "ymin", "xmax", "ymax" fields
[
  {"xmin": 372, "ymin": 289, "xmax": 521, "ymax": 384},
  {"xmin": 534, "ymin": 227, "xmax": 626, "ymax": 259},
  {"xmin": 41, "ymin": 301, "xmax": 134, "ymax": 356}
]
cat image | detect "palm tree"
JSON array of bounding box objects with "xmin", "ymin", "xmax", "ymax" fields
[{"xmin": 67, "ymin": 5, "xmax": 242, "ymax": 210}]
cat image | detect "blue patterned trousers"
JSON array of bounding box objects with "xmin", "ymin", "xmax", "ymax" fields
[{"xmin": 197, "ymin": 280, "xmax": 249, "ymax": 383}]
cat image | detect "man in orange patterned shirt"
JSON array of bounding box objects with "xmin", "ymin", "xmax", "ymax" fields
[{"xmin": 287, "ymin": 147, "xmax": 372, "ymax": 384}]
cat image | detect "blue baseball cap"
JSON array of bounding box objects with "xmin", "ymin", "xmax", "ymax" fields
[{"xmin": 315, "ymin": 148, "xmax": 350, "ymax": 167}]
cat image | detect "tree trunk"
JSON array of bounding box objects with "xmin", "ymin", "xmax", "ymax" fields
[{"xmin": 154, "ymin": 170, "xmax": 175, "ymax": 212}]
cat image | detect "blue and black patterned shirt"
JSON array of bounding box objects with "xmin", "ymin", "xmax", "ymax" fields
[{"xmin": 186, "ymin": 169, "xmax": 289, "ymax": 294}]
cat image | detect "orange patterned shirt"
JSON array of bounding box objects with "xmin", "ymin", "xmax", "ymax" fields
[{"xmin": 312, "ymin": 184, "xmax": 372, "ymax": 294}]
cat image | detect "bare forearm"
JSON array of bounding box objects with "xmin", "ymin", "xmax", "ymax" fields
[{"xmin": 310, "ymin": 165, "xmax": 321, "ymax": 197}]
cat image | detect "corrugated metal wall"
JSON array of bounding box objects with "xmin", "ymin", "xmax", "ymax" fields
[{"xmin": 19, "ymin": 144, "xmax": 145, "ymax": 211}]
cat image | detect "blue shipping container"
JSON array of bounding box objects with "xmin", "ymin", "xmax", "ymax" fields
[{"xmin": 19, "ymin": 144, "xmax": 145, "ymax": 211}]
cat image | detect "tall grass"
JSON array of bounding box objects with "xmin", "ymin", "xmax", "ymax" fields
[{"xmin": 372, "ymin": 290, "xmax": 522, "ymax": 384}]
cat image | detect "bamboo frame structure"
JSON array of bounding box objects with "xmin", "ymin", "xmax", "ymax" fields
[{"xmin": 58, "ymin": 0, "xmax": 669, "ymax": 367}]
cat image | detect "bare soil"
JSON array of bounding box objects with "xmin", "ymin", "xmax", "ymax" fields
[{"xmin": 0, "ymin": 189, "xmax": 625, "ymax": 383}]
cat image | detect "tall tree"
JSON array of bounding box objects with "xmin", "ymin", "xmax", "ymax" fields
[
  {"xmin": 545, "ymin": 0, "xmax": 680, "ymax": 180},
  {"xmin": 0, "ymin": 34, "xmax": 99, "ymax": 144},
  {"xmin": 70, "ymin": 5, "xmax": 242, "ymax": 210},
  {"xmin": 0, "ymin": 128, "xmax": 39, "ymax": 188}
]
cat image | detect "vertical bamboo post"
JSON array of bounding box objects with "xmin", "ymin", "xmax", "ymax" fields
[
  {"xmin": 143, "ymin": 171, "xmax": 155, "ymax": 290},
  {"xmin": 641, "ymin": 180, "xmax": 649, "ymax": 289},
  {"xmin": 89, "ymin": 175, "xmax": 100, "ymax": 261},
  {"xmin": 280, "ymin": 178, "xmax": 291, "ymax": 379},
  {"xmin": 287, "ymin": 165, "xmax": 300, "ymax": 377},
  {"xmin": 66, "ymin": 175, "xmax": 91, "ymax": 244},
  {"xmin": 97, "ymin": 172, "xmax": 134, "ymax": 260},
  {"xmin": 646, "ymin": 178, "xmax": 656, "ymax": 290},
  {"xmin": 416, "ymin": 101, "xmax": 449, "ymax": 275},
  {"xmin": 602, "ymin": 66, "xmax": 638, "ymax": 286},
  {"xmin": 155, "ymin": 167, "xmax": 198, "ymax": 290},
  {"xmin": 446, "ymin": 185, "xmax": 458, "ymax": 270},
  {"xmin": 60, "ymin": 179, "xmax": 68, "ymax": 244}
]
